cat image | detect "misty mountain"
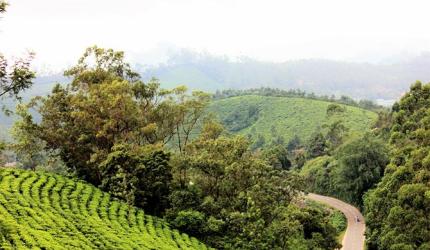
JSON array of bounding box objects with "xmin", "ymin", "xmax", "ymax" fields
[
  {"xmin": 141, "ymin": 50, "xmax": 430, "ymax": 100},
  {"xmin": 0, "ymin": 75, "xmax": 67, "ymax": 137}
]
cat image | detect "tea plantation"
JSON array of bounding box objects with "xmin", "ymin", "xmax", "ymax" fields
[
  {"xmin": 209, "ymin": 95, "xmax": 377, "ymax": 143},
  {"xmin": 0, "ymin": 168, "xmax": 209, "ymax": 250}
]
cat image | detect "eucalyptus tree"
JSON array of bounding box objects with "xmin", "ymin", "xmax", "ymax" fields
[{"xmin": 13, "ymin": 46, "xmax": 209, "ymax": 185}]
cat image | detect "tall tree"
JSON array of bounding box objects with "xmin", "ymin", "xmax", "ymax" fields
[
  {"xmin": 100, "ymin": 143, "xmax": 171, "ymax": 215},
  {"xmin": 335, "ymin": 134, "xmax": 388, "ymax": 208},
  {"xmin": 173, "ymin": 89, "xmax": 211, "ymax": 153},
  {"xmin": 324, "ymin": 119, "xmax": 348, "ymax": 151},
  {"xmin": 262, "ymin": 145, "xmax": 292, "ymax": 170},
  {"xmin": 306, "ymin": 130, "xmax": 327, "ymax": 158},
  {"xmin": 14, "ymin": 46, "xmax": 209, "ymax": 185},
  {"xmin": 10, "ymin": 104, "xmax": 46, "ymax": 171}
]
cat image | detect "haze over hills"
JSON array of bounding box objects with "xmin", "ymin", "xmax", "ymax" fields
[
  {"xmin": 22, "ymin": 49, "xmax": 430, "ymax": 102},
  {"xmin": 141, "ymin": 50, "xmax": 430, "ymax": 101}
]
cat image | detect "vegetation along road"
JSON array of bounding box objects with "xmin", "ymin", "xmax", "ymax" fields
[{"xmin": 307, "ymin": 193, "xmax": 365, "ymax": 250}]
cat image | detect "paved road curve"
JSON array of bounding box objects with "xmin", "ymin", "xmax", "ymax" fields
[{"xmin": 307, "ymin": 193, "xmax": 365, "ymax": 250}]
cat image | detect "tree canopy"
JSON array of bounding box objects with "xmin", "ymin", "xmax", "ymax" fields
[
  {"xmin": 14, "ymin": 46, "xmax": 210, "ymax": 185},
  {"xmin": 167, "ymin": 121, "xmax": 340, "ymax": 249},
  {"xmin": 364, "ymin": 81, "xmax": 430, "ymax": 249}
]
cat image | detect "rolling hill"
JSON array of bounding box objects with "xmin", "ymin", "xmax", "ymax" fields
[
  {"xmin": 0, "ymin": 168, "xmax": 209, "ymax": 250},
  {"xmin": 208, "ymin": 95, "xmax": 377, "ymax": 145}
]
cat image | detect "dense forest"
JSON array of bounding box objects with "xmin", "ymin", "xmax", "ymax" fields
[
  {"xmin": 364, "ymin": 82, "xmax": 430, "ymax": 249},
  {"xmin": 299, "ymin": 82, "xmax": 430, "ymax": 249}
]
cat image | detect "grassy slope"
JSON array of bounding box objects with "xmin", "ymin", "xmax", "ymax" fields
[
  {"xmin": 0, "ymin": 168, "xmax": 208, "ymax": 250},
  {"xmin": 209, "ymin": 95, "xmax": 377, "ymax": 143}
]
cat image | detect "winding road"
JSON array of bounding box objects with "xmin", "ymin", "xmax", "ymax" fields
[{"xmin": 307, "ymin": 193, "xmax": 365, "ymax": 250}]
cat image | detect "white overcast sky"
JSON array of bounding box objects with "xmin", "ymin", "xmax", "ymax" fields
[{"xmin": 1, "ymin": 0, "xmax": 430, "ymax": 70}]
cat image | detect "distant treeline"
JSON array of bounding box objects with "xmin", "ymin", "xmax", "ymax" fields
[{"xmin": 213, "ymin": 87, "xmax": 385, "ymax": 111}]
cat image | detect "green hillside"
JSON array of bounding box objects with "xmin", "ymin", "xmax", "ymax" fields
[
  {"xmin": 0, "ymin": 168, "xmax": 208, "ymax": 250},
  {"xmin": 209, "ymin": 95, "xmax": 377, "ymax": 144},
  {"xmin": 156, "ymin": 65, "xmax": 223, "ymax": 91}
]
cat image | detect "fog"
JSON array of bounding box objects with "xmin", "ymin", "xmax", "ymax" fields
[{"xmin": 2, "ymin": 0, "xmax": 430, "ymax": 70}]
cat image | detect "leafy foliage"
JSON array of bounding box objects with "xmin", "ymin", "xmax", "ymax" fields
[
  {"xmin": 364, "ymin": 81, "xmax": 430, "ymax": 249},
  {"xmin": 0, "ymin": 49, "xmax": 35, "ymax": 104},
  {"xmin": 328, "ymin": 210, "xmax": 347, "ymax": 235},
  {"xmin": 100, "ymin": 144, "xmax": 172, "ymax": 216},
  {"xmin": 64, "ymin": 46, "xmax": 140, "ymax": 88},
  {"xmin": 326, "ymin": 103, "xmax": 346, "ymax": 117},
  {"xmin": 167, "ymin": 121, "xmax": 340, "ymax": 249},
  {"xmin": 335, "ymin": 135, "xmax": 389, "ymax": 208},
  {"xmin": 303, "ymin": 200, "xmax": 347, "ymax": 243},
  {"xmin": 262, "ymin": 145, "xmax": 292, "ymax": 170},
  {"xmin": 0, "ymin": 168, "xmax": 208, "ymax": 249},
  {"xmin": 305, "ymin": 131, "xmax": 327, "ymax": 158}
]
